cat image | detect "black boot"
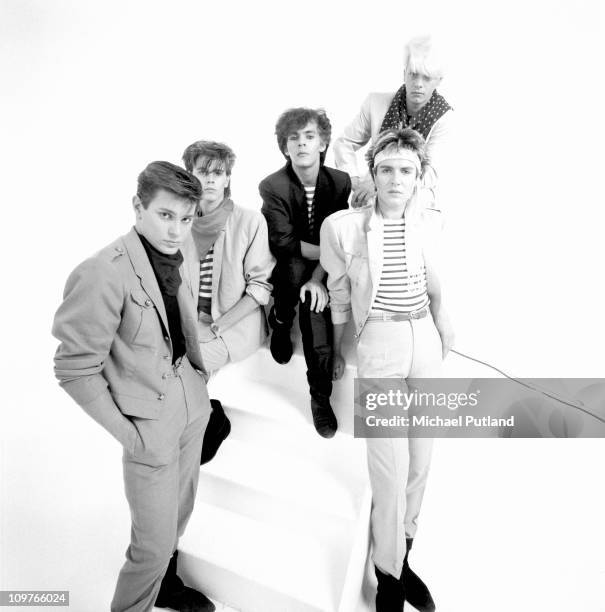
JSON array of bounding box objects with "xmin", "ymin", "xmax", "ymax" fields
[
  {"xmin": 375, "ymin": 565, "xmax": 405, "ymax": 612},
  {"xmin": 401, "ymin": 538, "xmax": 436, "ymax": 612},
  {"xmin": 268, "ymin": 307, "xmax": 293, "ymax": 364},
  {"xmin": 310, "ymin": 394, "xmax": 337, "ymax": 438},
  {"xmin": 200, "ymin": 399, "xmax": 231, "ymax": 466},
  {"xmin": 155, "ymin": 550, "xmax": 215, "ymax": 612}
]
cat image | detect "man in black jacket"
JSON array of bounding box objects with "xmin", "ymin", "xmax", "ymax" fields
[{"xmin": 259, "ymin": 108, "xmax": 351, "ymax": 438}]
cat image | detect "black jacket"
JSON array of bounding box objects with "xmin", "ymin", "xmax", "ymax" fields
[{"xmin": 259, "ymin": 162, "xmax": 351, "ymax": 260}]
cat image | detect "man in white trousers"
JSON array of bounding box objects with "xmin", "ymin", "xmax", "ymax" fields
[{"xmin": 321, "ymin": 129, "xmax": 454, "ymax": 612}]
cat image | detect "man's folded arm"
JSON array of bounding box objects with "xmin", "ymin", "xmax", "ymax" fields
[
  {"xmin": 333, "ymin": 94, "xmax": 373, "ymax": 179},
  {"xmin": 52, "ymin": 257, "xmax": 135, "ymax": 448},
  {"xmin": 214, "ymin": 213, "xmax": 276, "ymax": 333},
  {"xmin": 259, "ymin": 183, "xmax": 301, "ymax": 258},
  {"xmin": 319, "ymin": 218, "xmax": 352, "ymax": 325},
  {"xmin": 242, "ymin": 212, "xmax": 275, "ymax": 305}
]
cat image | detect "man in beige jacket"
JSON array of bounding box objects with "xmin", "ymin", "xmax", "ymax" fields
[
  {"xmin": 322, "ymin": 130, "xmax": 454, "ymax": 612},
  {"xmin": 52, "ymin": 161, "xmax": 214, "ymax": 612},
  {"xmin": 181, "ymin": 140, "xmax": 275, "ymax": 373}
]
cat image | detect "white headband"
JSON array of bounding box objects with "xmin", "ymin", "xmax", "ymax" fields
[{"xmin": 373, "ymin": 148, "xmax": 421, "ymax": 173}]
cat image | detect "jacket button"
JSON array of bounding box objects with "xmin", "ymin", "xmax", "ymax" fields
[
  {"xmin": 145, "ymin": 299, "xmax": 152, "ymax": 307},
  {"xmin": 164, "ymin": 336, "xmax": 170, "ymax": 342},
  {"xmin": 115, "ymin": 246, "xmax": 124, "ymax": 253},
  {"xmin": 157, "ymin": 393, "xmax": 165, "ymax": 400}
]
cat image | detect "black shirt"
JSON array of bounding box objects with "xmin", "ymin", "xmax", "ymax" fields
[{"xmin": 137, "ymin": 232, "xmax": 186, "ymax": 364}]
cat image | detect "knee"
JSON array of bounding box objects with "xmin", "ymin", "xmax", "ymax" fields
[
  {"xmin": 382, "ymin": 478, "xmax": 403, "ymax": 503},
  {"xmin": 370, "ymin": 470, "xmax": 402, "ymax": 505},
  {"xmin": 299, "ymin": 292, "xmax": 312, "ymax": 312},
  {"xmin": 299, "ymin": 295, "xmax": 330, "ymax": 321},
  {"xmin": 126, "ymin": 530, "xmax": 175, "ymax": 570},
  {"xmin": 407, "ymin": 453, "xmax": 433, "ymax": 486},
  {"xmin": 282, "ymin": 257, "xmax": 308, "ymax": 287}
]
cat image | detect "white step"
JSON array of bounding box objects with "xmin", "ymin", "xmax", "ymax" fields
[
  {"xmin": 181, "ymin": 321, "xmax": 372, "ymax": 611},
  {"xmin": 207, "ymin": 378, "xmax": 362, "ymax": 454},
  {"xmin": 200, "ymin": 437, "xmax": 365, "ymax": 522},
  {"xmin": 179, "ymin": 501, "xmax": 348, "ymax": 612},
  {"xmin": 209, "ymin": 348, "xmax": 358, "ymax": 436}
]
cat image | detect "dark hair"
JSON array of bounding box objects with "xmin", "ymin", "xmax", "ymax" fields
[
  {"xmin": 367, "ymin": 128, "xmax": 427, "ymax": 176},
  {"xmin": 275, "ymin": 107, "xmax": 332, "ymax": 164},
  {"xmin": 182, "ymin": 140, "xmax": 236, "ymax": 198},
  {"xmin": 136, "ymin": 161, "xmax": 202, "ymax": 209}
]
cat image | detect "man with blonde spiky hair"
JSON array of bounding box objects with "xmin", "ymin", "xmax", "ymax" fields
[{"xmin": 334, "ymin": 35, "xmax": 453, "ymax": 215}]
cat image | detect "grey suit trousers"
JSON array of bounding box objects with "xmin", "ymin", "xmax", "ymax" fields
[{"xmin": 110, "ymin": 357, "xmax": 210, "ymax": 612}]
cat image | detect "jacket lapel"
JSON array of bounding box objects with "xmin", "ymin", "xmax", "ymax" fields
[
  {"xmin": 286, "ymin": 163, "xmax": 308, "ymax": 232},
  {"xmin": 182, "ymin": 235, "xmax": 200, "ymax": 302},
  {"xmin": 313, "ymin": 169, "xmax": 330, "ymax": 235},
  {"xmin": 177, "ymin": 275, "xmax": 206, "ymax": 373},
  {"xmin": 123, "ymin": 228, "xmax": 169, "ymax": 333},
  {"xmin": 210, "ymin": 229, "xmax": 225, "ymax": 319},
  {"xmin": 366, "ymin": 207, "xmax": 383, "ymax": 293}
]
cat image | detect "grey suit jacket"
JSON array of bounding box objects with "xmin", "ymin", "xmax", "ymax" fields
[{"xmin": 52, "ymin": 228, "xmax": 210, "ymax": 450}]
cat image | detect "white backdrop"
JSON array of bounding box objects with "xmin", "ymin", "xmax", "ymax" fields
[{"xmin": 1, "ymin": 1, "xmax": 604, "ymax": 610}]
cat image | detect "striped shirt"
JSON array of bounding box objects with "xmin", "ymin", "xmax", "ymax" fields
[
  {"xmin": 198, "ymin": 246, "xmax": 214, "ymax": 315},
  {"xmin": 304, "ymin": 185, "xmax": 315, "ymax": 232},
  {"xmin": 371, "ymin": 219, "xmax": 429, "ymax": 314}
]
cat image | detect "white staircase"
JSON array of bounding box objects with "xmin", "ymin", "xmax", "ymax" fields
[{"xmin": 177, "ymin": 328, "xmax": 373, "ymax": 612}]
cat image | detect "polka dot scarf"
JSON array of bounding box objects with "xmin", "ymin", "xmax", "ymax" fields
[{"xmin": 380, "ymin": 84, "xmax": 452, "ymax": 140}]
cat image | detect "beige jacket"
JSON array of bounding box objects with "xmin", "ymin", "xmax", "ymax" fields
[
  {"xmin": 182, "ymin": 203, "xmax": 275, "ymax": 362},
  {"xmin": 52, "ymin": 228, "xmax": 210, "ymax": 448},
  {"xmin": 320, "ymin": 205, "xmax": 435, "ymax": 339}
]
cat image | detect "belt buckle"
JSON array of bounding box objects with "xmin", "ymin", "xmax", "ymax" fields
[{"xmin": 410, "ymin": 308, "xmax": 425, "ymax": 320}]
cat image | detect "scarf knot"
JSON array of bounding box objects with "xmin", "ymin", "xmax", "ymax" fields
[
  {"xmin": 191, "ymin": 198, "xmax": 234, "ymax": 259},
  {"xmin": 138, "ymin": 234, "xmax": 183, "ymax": 296},
  {"xmin": 380, "ymin": 85, "xmax": 452, "ymax": 141}
]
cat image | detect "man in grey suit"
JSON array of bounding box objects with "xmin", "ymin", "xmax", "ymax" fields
[
  {"xmin": 52, "ymin": 161, "xmax": 215, "ymax": 612},
  {"xmin": 334, "ymin": 34, "xmax": 453, "ymax": 214}
]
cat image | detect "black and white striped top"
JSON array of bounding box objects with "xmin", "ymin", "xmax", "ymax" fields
[
  {"xmin": 198, "ymin": 246, "xmax": 214, "ymax": 315},
  {"xmin": 304, "ymin": 185, "xmax": 315, "ymax": 232},
  {"xmin": 371, "ymin": 219, "xmax": 429, "ymax": 314}
]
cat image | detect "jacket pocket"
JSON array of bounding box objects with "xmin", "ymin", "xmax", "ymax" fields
[
  {"xmin": 128, "ymin": 290, "xmax": 160, "ymax": 348},
  {"xmin": 112, "ymin": 392, "xmax": 162, "ymax": 419}
]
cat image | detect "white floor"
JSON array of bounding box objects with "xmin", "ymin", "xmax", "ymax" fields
[
  {"xmin": 3, "ymin": 345, "xmax": 605, "ymax": 611},
  {"xmin": 153, "ymin": 603, "xmax": 237, "ymax": 612}
]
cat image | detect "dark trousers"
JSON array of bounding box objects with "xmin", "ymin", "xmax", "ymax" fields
[{"xmin": 272, "ymin": 256, "xmax": 333, "ymax": 400}]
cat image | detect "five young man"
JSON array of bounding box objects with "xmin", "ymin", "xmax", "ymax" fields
[{"xmin": 53, "ymin": 36, "xmax": 452, "ymax": 612}]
